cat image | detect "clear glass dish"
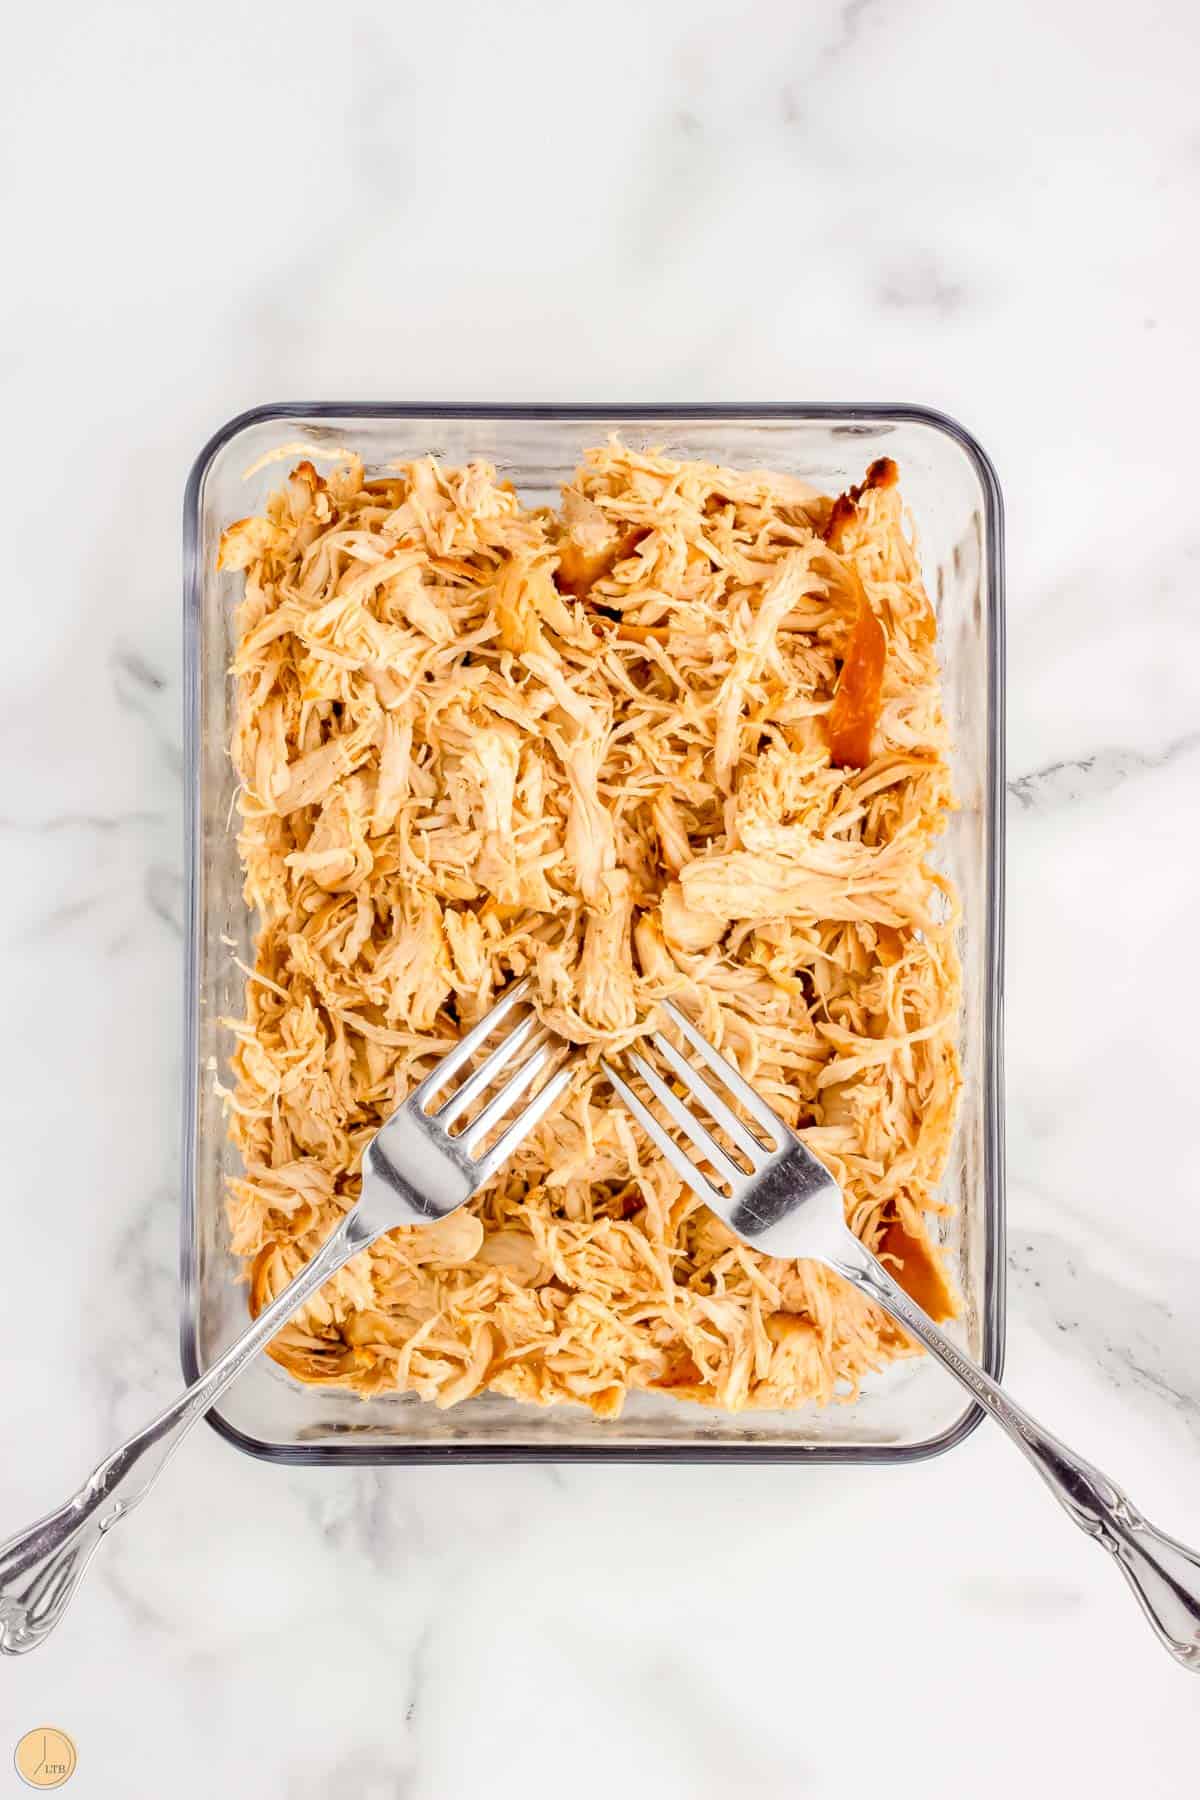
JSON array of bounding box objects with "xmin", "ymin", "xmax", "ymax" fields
[{"xmin": 181, "ymin": 404, "xmax": 1005, "ymax": 1464}]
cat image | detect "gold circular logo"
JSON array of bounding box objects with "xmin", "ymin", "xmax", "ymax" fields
[{"xmin": 13, "ymin": 1730, "xmax": 77, "ymax": 1789}]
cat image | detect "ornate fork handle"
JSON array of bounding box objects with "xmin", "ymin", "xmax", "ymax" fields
[
  {"xmin": 0, "ymin": 1208, "xmax": 375, "ymax": 1654},
  {"xmin": 829, "ymin": 1242, "xmax": 1200, "ymax": 1671}
]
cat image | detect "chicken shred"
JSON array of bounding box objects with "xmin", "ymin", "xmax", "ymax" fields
[{"xmin": 220, "ymin": 441, "xmax": 962, "ymax": 1415}]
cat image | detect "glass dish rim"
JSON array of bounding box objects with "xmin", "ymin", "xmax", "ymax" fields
[{"xmin": 180, "ymin": 400, "xmax": 1006, "ymax": 1466}]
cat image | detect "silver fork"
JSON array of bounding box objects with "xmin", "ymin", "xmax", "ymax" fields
[
  {"xmin": 603, "ymin": 998, "xmax": 1200, "ymax": 1672},
  {"xmin": 0, "ymin": 977, "xmax": 571, "ymax": 1656}
]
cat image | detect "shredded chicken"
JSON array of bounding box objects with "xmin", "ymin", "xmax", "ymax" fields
[{"xmin": 219, "ymin": 443, "xmax": 962, "ymax": 1415}]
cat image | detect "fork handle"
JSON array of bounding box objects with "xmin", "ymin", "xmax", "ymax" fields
[
  {"xmin": 828, "ymin": 1240, "xmax": 1200, "ymax": 1672},
  {"xmin": 0, "ymin": 1206, "xmax": 377, "ymax": 1656}
]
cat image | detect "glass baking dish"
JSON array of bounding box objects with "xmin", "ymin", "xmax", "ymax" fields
[{"xmin": 181, "ymin": 404, "xmax": 1005, "ymax": 1464}]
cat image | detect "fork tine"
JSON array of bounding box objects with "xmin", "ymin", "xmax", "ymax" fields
[
  {"xmin": 626, "ymin": 1050, "xmax": 746, "ymax": 1190},
  {"xmin": 460, "ymin": 1043, "xmax": 554, "ymax": 1154},
  {"xmin": 408, "ymin": 976, "xmax": 531, "ymax": 1111},
  {"xmin": 474, "ymin": 1062, "xmax": 575, "ymax": 1182},
  {"xmin": 660, "ymin": 999, "xmax": 786, "ymax": 1147},
  {"xmin": 600, "ymin": 1059, "xmax": 720, "ymax": 1206},
  {"xmin": 435, "ymin": 1013, "xmax": 538, "ymax": 1128},
  {"xmin": 649, "ymin": 1032, "xmax": 771, "ymax": 1166}
]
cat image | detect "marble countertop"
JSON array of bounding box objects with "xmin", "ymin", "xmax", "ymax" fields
[{"xmin": 3, "ymin": 0, "xmax": 1199, "ymax": 1793}]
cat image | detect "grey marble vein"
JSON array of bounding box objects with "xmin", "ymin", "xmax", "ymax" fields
[
  {"xmin": 287, "ymin": 1746, "xmax": 415, "ymax": 1800},
  {"xmin": 113, "ymin": 645, "xmax": 168, "ymax": 695},
  {"xmin": 145, "ymin": 862, "xmax": 185, "ymax": 936},
  {"xmin": 0, "ymin": 809, "xmax": 163, "ymax": 833},
  {"xmin": 403, "ymin": 1616, "xmax": 433, "ymax": 1734},
  {"xmin": 876, "ymin": 251, "xmax": 970, "ymax": 317},
  {"xmin": 1009, "ymin": 730, "xmax": 1200, "ymax": 810},
  {"xmin": 820, "ymin": 0, "xmax": 884, "ymax": 69},
  {"xmin": 301, "ymin": 1468, "xmax": 432, "ymax": 1569},
  {"xmin": 1009, "ymin": 1229, "xmax": 1200, "ymax": 1438},
  {"xmin": 112, "ymin": 641, "xmax": 183, "ymax": 775},
  {"xmin": 91, "ymin": 1186, "xmax": 181, "ymax": 1428}
]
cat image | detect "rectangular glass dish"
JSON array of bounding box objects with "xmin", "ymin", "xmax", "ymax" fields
[{"xmin": 182, "ymin": 403, "xmax": 1005, "ymax": 1463}]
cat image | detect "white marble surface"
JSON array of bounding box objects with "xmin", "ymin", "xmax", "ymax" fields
[{"xmin": 3, "ymin": 0, "xmax": 1199, "ymax": 1792}]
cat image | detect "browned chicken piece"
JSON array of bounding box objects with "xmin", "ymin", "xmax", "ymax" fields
[{"xmin": 553, "ymin": 489, "xmax": 647, "ymax": 597}]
